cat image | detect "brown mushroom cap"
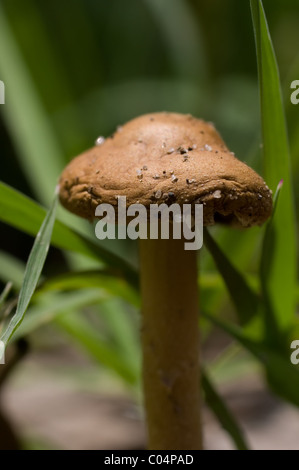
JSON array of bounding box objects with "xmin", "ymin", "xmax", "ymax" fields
[{"xmin": 59, "ymin": 112, "xmax": 272, "ymax": 227}]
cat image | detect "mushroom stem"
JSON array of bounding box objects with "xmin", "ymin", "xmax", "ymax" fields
[{"xmin": 139, "ymin": 236, "xmax": 202, "ymax": 450}]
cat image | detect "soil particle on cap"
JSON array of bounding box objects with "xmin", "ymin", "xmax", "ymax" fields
[
  {"xmin": 213, "ymin": 190, "xmax": 222, "ymax": 199},
  {"xmin": 136, "ymin": 169, "xmax": 143, "ymax": 180}
]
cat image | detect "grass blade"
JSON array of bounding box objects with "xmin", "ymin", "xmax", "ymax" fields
[
  {"xmin": 12, "ymin": 289, "xmax": 108, "ymax": 340},
  {"xmin": 202, "ymin": 370, "xmax": 249, "ymax": 450},
  {"xmin": 56, "ymin": 310, "xmax": 138, "ymax": 386},
  {"xmin": 38, "ymin": 269, "xmax": 140, "ymax": 307},
  {"xmin": 0, "ymin": 188, "xmax": 58, "ymax": 347},
  {"xmin": 203, "ymin": 228, "xmax": 259, "ymax": 325},
  {"xmin": 0, "ymin": 251, "xmax": 26, "ymax": 289},
  {"xmin": 260, "ymin": 180, "xmax": 284, "ymax": 343},
  {"xmin": 10, "ymin": 288, "xmax": 138, "ymax": 386},
  {"xmin": 0, "ymin": 182, "xmax": 138, "ymax": 287},
  {"xmin": 0, "ymin": 283, "xmax": 13, "ymax": 308},
  {"xmin": 0, "ymin": 4, "xmax": 64, "ymax": 205},
  {"xmin": 98, "ymin": 299, "xmax": 140, "ymax": 376},
  {"xmin": 250, "ymin": 0, "xmax": 297, "ymax": 329},
  {"xmin": 203, "ymin": 310, "xmax": 299, "ymax": 409}
]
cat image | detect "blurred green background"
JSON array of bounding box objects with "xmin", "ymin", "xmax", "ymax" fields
[{"xmin": 0, "ymin": 0, "xmax": 298, "ymax": 450}]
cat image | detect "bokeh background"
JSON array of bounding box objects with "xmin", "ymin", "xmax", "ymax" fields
[{"xmin": 0, "ymin": 0, "xmax": 299, "ymax": 450}]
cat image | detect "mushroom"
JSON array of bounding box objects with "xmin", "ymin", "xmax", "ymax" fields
[{"xmin": 58, "ymin": 112, "xmax": 272, "ymax": 450}]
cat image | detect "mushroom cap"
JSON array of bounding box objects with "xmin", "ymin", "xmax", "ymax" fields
[{"xmin": 59, "ymin": 112, "xmax": 272, "ymax": 227}]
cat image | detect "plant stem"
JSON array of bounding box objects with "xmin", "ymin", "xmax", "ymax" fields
[{"xmin": 139, "ymin": 236, "xmax": 202, "ymax": 450}]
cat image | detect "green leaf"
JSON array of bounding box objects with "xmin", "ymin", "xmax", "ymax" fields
[
  {"xmin": 203, "ymin": 310, "xmax": 299, "ymax": 409},
  {"xmin": 56, "ymin": 310, "xmax": 138, "ymax": 386},
  {"xmin": 203, "ymin": 228, "xmax": 259, "ymax": 325},
  {"xmin": 202, "ymin": 370, "xmax": 249, "ymax": 450},
  {"xmin": 250, "ymin": 0, "xmax": 297, "ymax": 329},
  {"xmin": 0, "ymin": 3, "xmax": 63, "ymax": 205},
  {"xmin": 0, "ymin": 251, "xmax": 26, "ymax": 289},
  {"xmin": 0, "ymin": 188, "xmax": 58, "ymax": 347},
  {"xmin": 0, "ymin": 283, "xmax": 13, "ymax": 308},
  {"xmin": 260, "ymin": 180, "xmax": 284, "ymax": 343},
  {"xmin": 10, "ymin": 288, "xmax": 138, "ymax": 385},
  {"xmin": 12, "ymin": 289, "xmax": 109, "ymax": 340},
  {"xmin": 0, "ymin": 182, "xmax": 138, "ymax": 287},
  {"xmin": 208, "ymin": 344, "xmax": 261, "ymax": 386},
  {"xmin": 98, "ymin": 299, "xmax": 140, "ymax": 377},
  {"xmin": 37, "ymin": 269, "xmax": 140, "ymax": 308},
  {"xmin": 262, "ymin": 348, "xmax": 299, "ymax": 408}
]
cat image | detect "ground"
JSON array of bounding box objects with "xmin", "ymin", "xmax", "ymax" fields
[{"xmin": 1, "ymin": 336, "xmax": 299, "ymax": 450}]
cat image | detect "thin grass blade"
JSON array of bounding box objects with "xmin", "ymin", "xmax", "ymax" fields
[
  {"xmin": 0, "ymin": 4, "xmax": 63, "ymax": 204},
  {"xmin": 250, "ymin": 0, "xmax": 297, "ymax": 329},
  {"xmin": 202, "ymin": 370, "xmax": 249, "ymax": 450},
  {"xmin": 0, "ymin": 188, "xmax": 58, "ymax": 347},
  {"xmin": 39, "ymin": 270, "xmax": 140, "ymax": 307},
  {"xmin": 12, "ymin": 289, "xmax": 108, "ymax": 340},
  {"xmin": 203, "ymin": 228, "xmax": 259, "ymax": 325},
  {"xmin": 0, "ymin": 283, "xmax": 13, "ymax": 308},
  {"xmin": 260, "ymin": 180, "xmax": 285, "ymax": 343},
  {"xmin": 203, "ymin": 310, "xmax": 299, "ymax": 408},
  {"xmin": 56, "ymin": 310, "xmax": 138, "ymax": 386}
]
